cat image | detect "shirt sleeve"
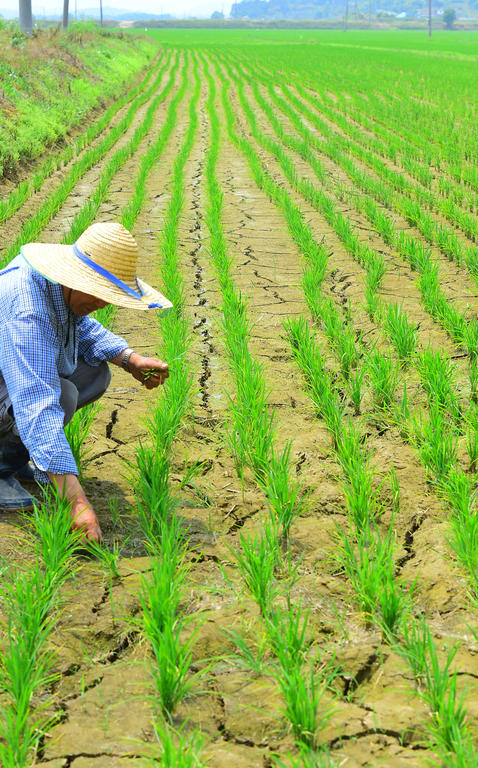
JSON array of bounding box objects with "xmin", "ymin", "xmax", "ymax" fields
[
  {"xmin": 0, "ymin": 312, "xmax": 78, "ymax": 481},
  {"xmin": 77, "ymin": 315, "xmax": 128, "ymax": 366}
]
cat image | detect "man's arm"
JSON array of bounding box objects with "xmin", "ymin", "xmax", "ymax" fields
[{"xmin": 48, "ymin": 472, "xmax": 102, "ymax": 542}]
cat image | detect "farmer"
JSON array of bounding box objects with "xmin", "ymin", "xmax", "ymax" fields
[{"xmin": 0, "ymin": 222, "xmax": 171, "ymax": 542}]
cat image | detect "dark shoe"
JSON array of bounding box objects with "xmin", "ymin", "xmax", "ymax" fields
[
  {"xmin": 16, "ymin": 463, "xmax": 36, "ymax": 482},
  {"xmin": 0, "ymin": 433, "xmax": 29, "ymax": 478},
  {"xmin": 0, "ymin": 475, "xmax": 35, "ymax": 511}
]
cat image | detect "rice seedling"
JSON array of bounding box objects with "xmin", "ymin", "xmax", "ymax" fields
[
  {"xmin": 271, "ymin": 746, "xmax": 336, "ymax": 768},
  {"xmin": 464, "ymin": 403, "xmax": 478, "ymax": 473},
  {"xmin": 417, "ymin": 347, "xmax": 461, "ymax": 425},
  {"xmin": 143, "ymin": 720, "xmax": 206, "ymax": 767},
  {"xmin": 230, "ymin": 520, "xmax": 281, "ymax": 619},
  {"xmin": 439, "ymin": 471, "xmax": 478, "ymax": 595},
  {"xmin": 366, "ymin": 348, "xmax": 400, "ymax": 413},
  {"xmin": 64, "ymin": 401, "xmax": 100, "ymax": 475},
  {"xmin": 396, "ymin": 615, "xmax": 475, "ymax": 763},
  {"xmin": 385, "ymin": 303, "xmax": 417, "ymax": 364},
  {"xmin": 334, "ymin": 524, "xmax": 410, "ymax": 638},
  {"xmin": 414, "ymin": 407, "xmax": 458, "ymax": 485}
]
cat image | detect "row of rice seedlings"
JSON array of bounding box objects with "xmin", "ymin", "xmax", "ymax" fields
[
  {"xmin": 131, "ymin": 63, "xmax": 205, "ymax": 756},
  {"xmin": 202, "ymin": 58, "xmax": 304, "ymax": 547},
  {"xmin": 222, "ymin": 60, "xmax": 478, "ymax": 451},
  {"xmin": 0, "ymin": 59, "xmax": 187, "ymax": 764},
  {"xmin": 200, "ymin": 59, "xmax": 342, "ymax": 758},
  {"xmin": 0, "ymin": 56, "xmax": 160, "ymax": 228},
  {"xmin": 217, "ymin": 54, "xmax": 478, "ymax": 470},
  {"xmin": 275, "ymin": 68, "xmax": 477, "ymax": 217},
  {"xmin": 254, "ymin": 68, "xmax": 478, "ymax": 604},
  {"xmin": 228, "ymin": 56, "xmax": 477, "ymax": 351},
  {"xmin": 0, "ymin": 49, "xmax": 176, "ymax": 269},
  {"xmin": 60, "ymin": 57, "xmax": 190, "ymax": 467},
  {"xmin": 239, "ymin": 65, "xmax": 478, "ymax": 601},
  {"xmin": 253, "ymin": 65, "xmax": 478, "ymax": 247},
  {"xmin": 0, "ymin": 490, "xmax": 79, "ymax": 766},
  {"xmin": 243, "ymin": 63, "xmax": 478, "ymax": 343},
  {"xmin": 209, "ymin": 54, "xmax": 478, "ymax": 763},
  {"xmin": 302, "ymin": 79, "xmax": 478, "ymax": 233}
]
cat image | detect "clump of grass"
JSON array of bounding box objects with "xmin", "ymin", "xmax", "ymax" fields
[
  {"xmin": 385, "ymin": 303, "xmax": 417, "ymax": 364},
  {"xmin": 366, "ymin": 348, "xmax": 400, "ymax": 412}
]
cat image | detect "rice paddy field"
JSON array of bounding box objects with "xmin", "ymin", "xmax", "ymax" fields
[{"xmin": 0, "ymin": 27, "xmax": 478, "ymax": 768}]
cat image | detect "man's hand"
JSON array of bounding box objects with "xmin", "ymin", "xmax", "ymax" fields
[
  {"xmin": 127, "ymin": 352, "xmax": 169, "ymax": 390},
  {"xmin": 47, "ymin": 473, "xmax": 102, "ymax": 542}
]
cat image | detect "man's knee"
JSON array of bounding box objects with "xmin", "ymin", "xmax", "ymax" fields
[
  {"xmin": 60, "ymin": 379, "xmax": 79, "ymax": 425},
  {"xmin": 76, "ymin": 361, "xmax": 111, "ymax": 409},
  {"xmin": 96, "ymin": 361, "xmax": 112, "ymax": 395}
]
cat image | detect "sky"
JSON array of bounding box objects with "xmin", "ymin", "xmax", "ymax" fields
[{"xmin": 0, "ymin": 0, "xmax": 229, "ymax": 18}]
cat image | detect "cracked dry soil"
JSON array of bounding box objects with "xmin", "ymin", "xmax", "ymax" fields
[{"xmin": 0, "ymin": 62, "xmax": 477, "ymax": 768}]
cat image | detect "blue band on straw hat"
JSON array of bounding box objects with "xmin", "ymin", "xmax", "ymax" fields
[{"xmin": 72, "ymin": 243, "xmax": 162, "ymax": 309}]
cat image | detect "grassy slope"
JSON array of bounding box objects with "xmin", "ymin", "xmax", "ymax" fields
[{"xmin": 0, "ymin": 22, "xmax": 155, "ymax": 178}]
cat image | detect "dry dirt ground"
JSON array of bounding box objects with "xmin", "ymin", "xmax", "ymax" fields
[{"xmin": 0, "ymin": 49, "xmax": 476, "ymax": 768}]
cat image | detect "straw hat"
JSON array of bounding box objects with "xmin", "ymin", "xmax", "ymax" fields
[{"xmin": 20, "ymin": 222, "xmax": 172, "ymax": 312}]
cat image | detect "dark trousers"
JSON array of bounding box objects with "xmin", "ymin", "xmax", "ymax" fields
[{"xmin": 0, "ymin": 359, "xmax": 111, "ymax": 477}]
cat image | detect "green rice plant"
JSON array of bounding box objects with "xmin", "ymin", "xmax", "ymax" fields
[
  {"xmin": 334, "ymin": 420, "xmax": 379, "ymax": 529},
  {"xmin": 347, "ymin": 364, "xmax": 366, "ymax": 416},
  {"xmin": 273, "ymin": 660, "xmax": 335, "ymax": 750},
  {"xmin": 414, "ymin": 407, "xmax": 458, "ymax": 485},
  {"xmin": 440, "ymin": 471, "xmax": 478, "ymax": 595},
  {"xmin": 397, "ymin": 616, "xmax": 474, "ymax": 761},
  {"xmin": 85, "ymin": 537, "xmax": 125, "ymax": 581},
  {"xmin": 385, "ymin": 303, "xmax": 417, "ymax": 364},
  {"xmin": 257, "ymin": 443, "xmax": 306, "ymax": 544},
  {"xmin": 139, "ymin": 536, "xmax": 197, "ymax": 718},
  {"xmin": 0, "ymin": 489, "xmax": 78, "ymax": 766},
  {"xmin": 271, "ymin": 746, "xmax": 335, "ymax": 767},
  {"xmin": 366, "ymin": 348, "xmax": 400, "ymax": 412},
  {"xmin": 266, "ymin": 599, "xmax": 313, "ymax": 668},
  {"xmin": 139, "ymin": 518, "xmax": 189, "ymax": 635},
  {"xmin": 464, "ymin": 403, "xmax": 478, "ymax": 473},
  {"xmin": 417, "ymin": 347, "xmax": 461, "ymax": 425},
  {"xmin": 223, "ymin": 623, "xmax": 270, "ymax": 675},
  {"xmin": 284, "ymin": 316, "xmax": 344, "ymax": 448},
  {"xmin": 149, "ymin": 622, "xmax": 197, "ymax": 719},
  {"xmin": 389, "ymin": 466, "xmax": 400, "ymax": 515},
  {"xmin": 143, "ymin": 720, "xmax": 205, "ymax": 767},
  {"xmin": 230, "ymin": 519, "xmax": 281, "ymax": 619},
  {"xmin": 64, "ymin": 401, "xmax": 100, "ymax": 476},
  {"xmin": 334, "ymin": 525, "xmax": 410, "ymax": 639},
  {"xmin": 131, "ymin": 442, "xmax": 175, "ymax": 543}
]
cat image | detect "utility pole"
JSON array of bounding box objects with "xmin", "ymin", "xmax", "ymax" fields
[
  {"xmin": 368, "ymin": 0, "xmax": 372, "ymax": 27},
  {"xmin": 428, "ymin": 0, "xmax": 432, "ymax": 35},
  {"xmin": 100, "ymin": 0, "xmax": 103, "ymax": 26},
  {"xmin": 62, "ymin": 0, "xmax": 69, "ymax": 28},
  {"xmin": 344, "ymin": 0, "xmax": 349, "ymax": 29},
  {"xmin": 18, "ymin": 0, "xmax": 33, "ymax": 34}
]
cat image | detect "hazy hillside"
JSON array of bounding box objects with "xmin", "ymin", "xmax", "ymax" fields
[{"xmin": 230, "ymin": 0, "xmax": 476, "ymax": 18}]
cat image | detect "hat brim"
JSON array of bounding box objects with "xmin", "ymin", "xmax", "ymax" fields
[{"xmin": 20, "ymin": 243, "xmax": 173, "ymax": 312}]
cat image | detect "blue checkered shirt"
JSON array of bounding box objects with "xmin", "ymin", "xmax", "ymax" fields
[{"xmin": 0, "ymin": 255, "xmax": 128, "ymax": 480}]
